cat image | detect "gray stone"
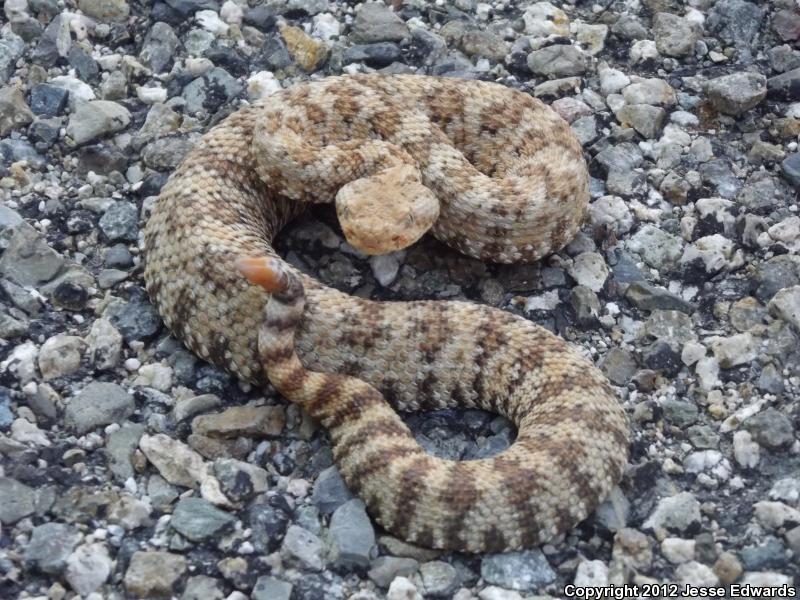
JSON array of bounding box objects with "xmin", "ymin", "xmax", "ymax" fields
[
  {"xmin": 0, "ymin": 85, "xmax": 34, "ymax": 136},
  {"xmin": 351, "ymin": 3, "xmax": 409, "ymax": 43},
  {"xmin": 104, "ymin": 296, "xmax": 161, "ymax": 341},
  {"xmin": 29, "ymin": 83, "xmax": 69, "ymax": 117},
  {"xmin": 420, "ymin": 560, "xmax": 458, "ymax": 597},
  {"xmin": 106, "ymin": 423, "xmax": 145, "ymax": 482},
  {"xmin": 600, "ymin": 348, "xmax": 638, "ymax": 385},
  {"xmin": 527, "ymin": 44, "xmax": 586, "ymax": 77},
  {"xmin": 0, "ymin": 477, "xmax": 35, "ymax": 524},
  {"xmin": 654, "ymin": 13, "xmax": 702, "ymax": 57},
  {"xmin": 615, "ymin": 104, "xmax": 666, "ymax": 139},
  {"xmin": 213, "ymin": 458, "xmax": 268, "ymax": 502},
  {"xmin": 480, "ymin": 549, "xmax": 556, "ymax": 591},
  {"xmin": 744, "ymin": 408, "xmax": 795, "ymax": 449},
  {"xmin": 328, "ymin": 498, "xmax": 375, "ymax": 569},
  {"xmin": 281, "ymin": 524, "xmax": 325, "ymax": 571},
  {"xmin": 662, "ymin": 398, "xmax": 699, "ymax": 427},
  {"xmin": 781, "ymin": 153, "xmax": 800, "ymax": 187},
  {"xmin": 707, "ymin": 0, "xmax": 765, "ymax": 50},
  {"xmin": 140, "ymin": 22, "xmax": 180, "ymax": 73},
  {"xmin": 65, "ymin": 382, "xmax": 135, "ymax": 434},
  {"xmin": 311, "ymin": 466, "xmax": 353, "ymax": 514},
  {"xmin": 368, "ymin": 556, "xmax": 419, "ymax": 588},
  {"xmin": 627, "ymin": 225, "xmax": 683, "ymax": 268},
  {"xmin": 706, "ymin": 72, "xmax": 767, "ymax": 116},
  {"xmin": 182, "ymin": 575, "xmax": 225, "ymax": 600},
  {"xmin": 768, "ymin": 67, "xmax": 800, "ymax": 100},
  {"xmin": 342, "ymin": 43, "xmax": 402, "ymax": 68},
  {"xmin": 66, "ymin": 100, "xmax": 131, "ymax": 146},
  {"xmin": 99, "ymin": 201, "xmax": 139, "ymax": 242},
  {"xmin": 0, "ymin": 32, "xmax": 25, "ymax": 83},
  {"xmin": 769, "ymin": 285, "xmax": 800, "ymax": 330},
  {"xmin": 32, "ymin": 13, "xmax": 70, "ymax": 67},
  {"xmin": 24, "ymin": 523, "xmax": 81, "ymax": 574},
  {"xmin": 170, "ymin": 497, "xmax": 235, "ymax": 542},
  {"xmin": 644, "ymin": 492, "xmax": 701, "ymax": 533},
  {"xmin": 124, "ymin": 551, "xmax": 187, "ymax": 598},
  {"xmin": 595, "ymin": 142, "xmax": 643, "ymax": 174},
  {"xmin": 77, "ymin": 0, "xmax": 130, "ymax": 22},
  {"xmin": 622, "ymin": 79, "xmax": 676, "ymax": 107},
  {"xmin": 252, "ymin": 576, "xmax": 292, "ymax": 600},
  {"xmin": 625, "ymin": 281, "xmax": 694, "ymax": 313}
]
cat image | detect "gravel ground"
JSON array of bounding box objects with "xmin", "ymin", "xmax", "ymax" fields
[{"xmin": 1, "ymin": 0, "xmax": 799, "ymax": 598}]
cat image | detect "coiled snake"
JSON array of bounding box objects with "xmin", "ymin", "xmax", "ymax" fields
[{"xmin": 143, "ymin": 74, "xmax": 629, "ymax": 552}]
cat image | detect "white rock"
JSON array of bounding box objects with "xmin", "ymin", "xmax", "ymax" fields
[
  {"xmin": 733, "ymin": 430, "xmax": 760, "ymax": 469},
  {"xmin": 312, "ymin": 13, "xmax": 341, "ymax": 41},
  {"xmin": 568, "ymin": 252, "xmax": 609, "ymax": 292},
  {"xmin": 524, "ymin": 290, "xmax": 560, "ymax": 312},
  {"xmin": 220, "ymin": 0, "xmax": 243, "ymax": 24},
  {"xmin": 370, "ymin": 252, "xmax": 403, "ymax": 286},
  {"xmin": 49, "ymin": 75, "xmax": 96, "ymax": 108},
  {"xmin": 574, "ymin": 560, "xmax": 609, "ymax": 586},
  {"xmin": 768, "ymin": 285, "xmax": 800, "ymax": 330},
  {"xmin": 767, "ymin": 216, "xmax": 800, "ymax": 252},
  {"xmin": 661, "ymin": 538, "xmax": 695, "ymax": 564},
  {"xmin": 769, "ymin": 477, "xmax": 800, "ymax": 504},
  {"xmin": 38, "ymin": 334, "xmax": 85, "ymax": 380},
  {"xmin": 522, "ymin": 2, "xmax": 569, "ymax": 37},
  {"xmin": 740, "ymin": 572, "xmax": 792, "ymax": 586},
  {"xmin": 11, "ymin": 418, "xmax": 51, "ymax": 447},
  {"xmin": 387, "ymin": 576, "xmax": 423, "ymax": 600},
  {"xmin": 630, "ymin": 40, "xmax": 660, "ymax": 64},
  {"xmin": 588, "ymin": 195, "xmax": 633, "ymax": 234},
  {"xmin": 680, "ymin": 234, "xmax": 734, "ymax": 273},
  {"xmin": 85, "ymin": 318, "xmax": 123, "ymax": 369},
  {"xmin": 683, "ymin": 450, "xmax": 722, "ymax": 474},
  {"xmin": 133, "ymin": 363, "xmax": 173, "ymax": 391},
  {"xmin": 247, "ymin": 71, "xmax": 282, "ymax": 100},
  {"xmin": 753, "ymin": 501, "xmax": 800, "ymax": 530},
  {"xmin": 675, "ymin": 561, "xmax": 718, "ymax": 586},
  {"xmin": 708, "ymin": 332, "xmax": 758, "ymax": 368},
  {"xmin": 65, "ymin": 543, "xmax": 111, "ymax": 596},
  {"xmin": 139, "ymin": 433, "xmax": 208, "ymax": 488},
  {"xmin": 136, "ymin": 86, "xmax": 168, "ymax": 104},
  {"xmin": 1, "ymin": 340, "xmax": 39, "ymax": 384},
  {"xmin": 695, "ymin": 356, "xmax": 720, "ymax": 391},
  {"xmin": 681, "ymin": 341, "xmax": 706, "ymax": 366},
  {"xmin": 478, "ymin": 587, "xmax": 522, "ymax": 600},
  {"xmin": 196, "ymin": 10, "xmax": 229, "ymax": 35},
  {"xmin": 598, "ymin": 64, "xmax": 631, "ymax": 96}
]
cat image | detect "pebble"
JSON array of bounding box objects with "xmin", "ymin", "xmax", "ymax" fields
[
  {"xmin": 64, "ymin": 542, "xmax": 112, "ymax": 596},
  {"xmin": 653, "ymin": 13, "xmax": 702, "ymax": 57},
  {"xmin": 139, "ymin": 433, "xmax": 208, "ymax": 488},
  {"xmin": 64, "ymin": 382, "xmax": 135, "ymax": 435},
  {"xmin": 170, "ymin": 497, "xmax": 235, "ymax": 541},
  {"xmin": 24, "ymin": 522, "xmax": 82, "ymax": 574},
  {"xmin": 192, "ymin": 405, "xmax": 285, "ymax": 438},
  {"xmin": 37, "ymin": 334, "xmax": 85, "ymax": 380},
  {"xmin": 705, "ymin": 72, "xmax": 767, "ymax": 116},
  {"xmin": 281, "ymin": 524, "xmax": 326, "ymax": 571},
  {"xmin": 527, "ymin": 45, "xmax": 587, "ymax": 77},
  {"xmin": 66, "ymin": 100, "xmax": 131, "ymax": 146},
  {"xmin": 769, "ymin": 285, "xmax": 800, "ymax": 330},
  {"xmin": 252, "ymin": 576, "xmax": 293, "ymax": 600},
  {"xmin": 368, "ymin": 556, "xmax": 420, "ymax": 588},
  {"xmin": 644, "ymin": 492, "xmax": 701, "ymax": 533},
  {"xmin": 351, "ymin": 3, "xmax": 408, "ymax": 43},
  {"xmin": 573, "ymin": 559, "xmax": 609, "ymax": 586},
  {"xmin": 124, "ymin": 551, "xmax": 187, "ymax": 598},
  {"xmin": 744, "ymin": 408, "xmax": 794, "ymax": 449},
  {"xmin": 0, "ymin": 477, "xmax": 35, "ymax": 524},
  {"xmin": 420, "ymin": 560, "xmax": 458, "ymax": 596},
  {"xmin": 480, "ymin": 550, "xmax": 555, "ymax": 591}
]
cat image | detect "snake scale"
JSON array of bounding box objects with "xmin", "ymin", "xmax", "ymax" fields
[{"xmin": 143, "ymin": 74, "xmax": 629, "ymax": 552}]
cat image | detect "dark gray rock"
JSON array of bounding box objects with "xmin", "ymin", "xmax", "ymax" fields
[
  {"xmin": 140, "ymin": 22, "xmax": 180, "ymax": 73},
  {"xmin": 781, "ymin": 153, "xmax": 800, "ymax": 187},
  {"xmin": 105, "ymin": 296, "xmax": 161, "ymax": 341},
  {"xmin": 706, "ymin": 0, "xmax": 765, "ymax": 51},
  {"xmin": 328, "ymin": 499, "xmax": 375, "ymax": 569},
  {"xmin": 0, "ymin": 477, "xmax": 35, "ymax": 524},
  {"xmin": 342, "ymin": 43, "xmax": 401, "ymax": 68},
  {"xmin": 29, "ymin": 84, "xmax": 68, "ymax": 117},
  {"xmin": 311, "ymin": 466, "xmax": 353, "ymax": 514},
  {"xmin": 351, "ymin": 3, "xmax": 409, "ymax": 43},
  {"xmin": 99, "ymin": 201, "xmax": 139, "ymax": 242}
]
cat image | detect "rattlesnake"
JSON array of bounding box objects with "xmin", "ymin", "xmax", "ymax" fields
[{"xmin": 143, "ymin": 74, "xmax": 629, "ymax": 552}]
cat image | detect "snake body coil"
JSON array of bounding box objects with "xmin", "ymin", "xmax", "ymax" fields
[{"xmin": 144, "ymin": 74, "xmax": 629, "ymax": 552}]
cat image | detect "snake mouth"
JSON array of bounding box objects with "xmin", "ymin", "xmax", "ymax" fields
[{"xmin": 235, "ymin": 256, "xmax": 288, "ymax": 293}]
